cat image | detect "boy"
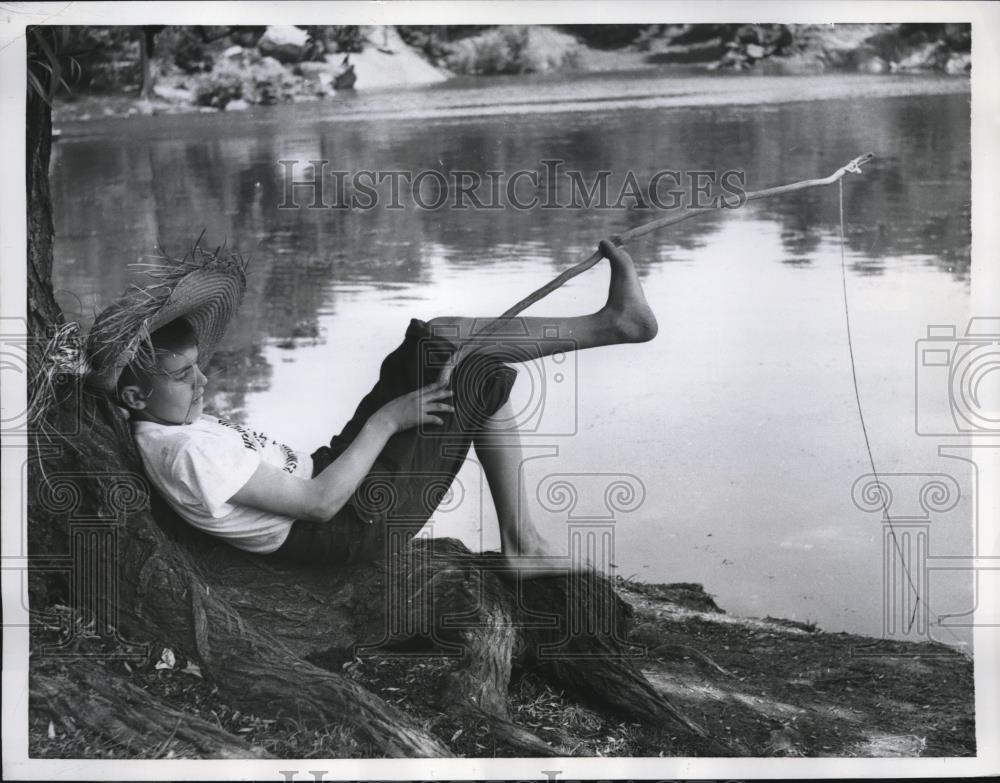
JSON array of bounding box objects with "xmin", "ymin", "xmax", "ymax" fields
[{"xmin": 88, "ymin": 239, "xmax": 656, "ymax": 569}]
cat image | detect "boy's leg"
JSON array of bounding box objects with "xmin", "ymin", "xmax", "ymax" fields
[
  {"xmin": 474, "ymin": 403, "xmax": 589, "ymax": 576},
  {"xmin": 427, "ymin": 241, "xmax": 657, "ymax": 368}
]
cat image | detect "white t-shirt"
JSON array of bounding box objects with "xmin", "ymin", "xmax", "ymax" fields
[{"xmin": 132, "ymin": 414, "xmax": 312, "ymax": 554}]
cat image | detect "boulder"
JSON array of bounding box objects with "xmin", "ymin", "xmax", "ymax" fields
[
  {"xmin": 858, "ymin": 55, "xmax": 888, "ymax": 74},
  {"xmin": 152, "ymin": 84, "xmax": 194, "ymax": 103},
  {"xmin": 224, "ymin": 98, "xmax": 250, "ymax": 112},
  {"xmin": 759, "ymin": 53, "xmax": 826, "ymax": 75},
  {"xmin": 944, "ymin": 53, "xmax": 971, "ymax": 75},
  {"xmin": 257, "ymin": 25, "xmax": 309, "ymax": 64},
  {"xmin": 222, "ymin": 45, "xmax": 244, "ymax": 60}
]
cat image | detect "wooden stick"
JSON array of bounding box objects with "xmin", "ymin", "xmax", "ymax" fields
[{"xmin": 467, "ymin": 153, "xmax": 874, "ymax": 341}]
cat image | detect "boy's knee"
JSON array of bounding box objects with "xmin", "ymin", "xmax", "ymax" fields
[
  {"xmin": 425, "ymin": 316, "xmax": 465, "ymax": 343},
  {"xmin": 450, "ymin": 356, "xmax": 518, "ymax": 429}
]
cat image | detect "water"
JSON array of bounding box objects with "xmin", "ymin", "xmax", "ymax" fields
[{"xmin": 51, "ymin": 70, "xmax": 975, "ymax": 646}]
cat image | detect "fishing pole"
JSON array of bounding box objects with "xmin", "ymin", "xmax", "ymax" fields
[{"xmin": 470, "ymin": 152, "xmax": 875, "ymax": 336}]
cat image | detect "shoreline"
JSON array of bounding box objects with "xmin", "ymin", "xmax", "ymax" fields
[
  {"xmin": 30, "ymin": 574, "xmax": 974, "ymax": 758},
  {"xmin": 52, "ymin": 70, "xmax": 969, "ymax": 132}
]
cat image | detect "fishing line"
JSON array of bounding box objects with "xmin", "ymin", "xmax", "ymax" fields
[{"xmin": 837, "ymin": 178, "xmax": 964, "ymax": 646}]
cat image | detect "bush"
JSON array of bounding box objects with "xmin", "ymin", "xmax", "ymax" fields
[
  {"xmin": 248, "ymin": 57, "xmax": 298, "ymax": 104},
  {"xmin": 301, "ymin": 26, "xmax": 366, "ymax": 58},
  {"xmin": 162, "ymin": 27, "xmax": 214, "ymax": 73},
  {"xmin": 193, "ymin": 61, "xmax": 243, "ymax": 108},
  {"xmin": 396, "ymin": 26, "xmax": 451, "ymax": 63},
  {"xmin": 556, "ymin": 25, "xmax": 646, "ymax": 49},
  {"xmin": 329, "ymin": 26, "xmax": 366, "ymax": 54},
  {"xmin": 446, "ymin": 26, "xmax": 579, "ymax": 75},
  {"xmin": 193, "ymin": 56, "xmax": 299, "ymax": 108},
  {"xmin": 60, "ymin": 27, "xmax": 141, "ymax": 93}
]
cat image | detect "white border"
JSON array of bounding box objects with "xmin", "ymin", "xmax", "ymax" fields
[{"xmin": 2, "ymin": 2, "xmax": 999, "ymax": 780}]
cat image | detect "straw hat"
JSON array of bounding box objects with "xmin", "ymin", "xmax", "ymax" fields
[{"xmin": 84, "ymin": 242, "xmax": 248, "ymax": 395}]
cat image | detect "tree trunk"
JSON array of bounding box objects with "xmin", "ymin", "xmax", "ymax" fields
[{"xmin": 138, "ymin": 28, "xmax": 159, "ymax": 101}]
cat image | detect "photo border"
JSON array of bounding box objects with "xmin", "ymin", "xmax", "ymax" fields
[{"xmin": 3, "ymin": 1, "xmax": 998, "ymax": 779}]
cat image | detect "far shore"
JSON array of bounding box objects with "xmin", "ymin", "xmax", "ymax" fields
[{"xmin": 52, "ymin": 70, "xmax": 969, "ymax": 132}]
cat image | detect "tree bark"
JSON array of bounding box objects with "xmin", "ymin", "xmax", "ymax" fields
[{"xmin": 138, "ymin": 27, "xmax": 163, "ymax": 101}]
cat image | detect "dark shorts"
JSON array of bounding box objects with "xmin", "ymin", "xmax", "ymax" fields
[{"xmin": 271, "ymin": 318, "xmax": 517, "ymax": 566}]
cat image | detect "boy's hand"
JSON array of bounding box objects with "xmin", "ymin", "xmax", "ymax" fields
[{"xmin": 375, "ymin": 380, "xmax": 454, "ymax": 434}]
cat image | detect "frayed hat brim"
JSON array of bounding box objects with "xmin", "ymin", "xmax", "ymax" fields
[{"xmin": 85, "ymin": 241, "xmax": 247, "ymax": 394}]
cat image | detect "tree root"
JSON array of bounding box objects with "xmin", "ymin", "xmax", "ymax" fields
[{"xmin": 32, "ymin": 659, "xmax": 272, "ymax": 759}]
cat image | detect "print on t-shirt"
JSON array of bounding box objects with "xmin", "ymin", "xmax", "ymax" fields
[{"xmin": 216, "ymin": 418, "xmax": 299, "ymax": 474}]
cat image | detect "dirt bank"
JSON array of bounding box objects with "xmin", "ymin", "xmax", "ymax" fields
[{"xmin": 30, "ymin": 577, "xmax": 973, "ymax": 758}]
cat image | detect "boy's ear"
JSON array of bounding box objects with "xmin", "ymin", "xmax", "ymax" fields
[{"xmin": 118, "ymin": 384, "xmax": 148, "ymax": 411}]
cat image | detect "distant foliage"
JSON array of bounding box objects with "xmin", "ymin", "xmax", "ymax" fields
[
  {"xmin": 162, "ymin": 27, "xmax": 215, "ymax": 73},
  {"xmin": 27, "ymin": 26, "xmax": 81, "ymax": 103},
  {"xmin": 446, "ymin": 26, "xmax": 580, "ymax": 75},
  {"xmin": 301, "ymin": 26, "xmax": 367, "ymax": 58},
  {"xmin": 193, "ymin": 56, "xmax": 297, "ymax": 109},
  {"xmin": 330, "ymin": 26, "xmax": 366, "ymax": 54},
  {"xmin": 557, "ymin": 25, "xmax": 647, "ymax": 49},
  {"xmin": 396, "ymin": 26, "xmax": 491, "ymax": 64},
  {"xmin": 396, "ymin": 27, "xmax": 450, "ymax": 63},
  {"xmin": 55, "ymin": 27, "xmax": 141, "ymax": 93},
  {"xmin": 193, "ymin": 62, "xmax": 244, "ymax": 108}
]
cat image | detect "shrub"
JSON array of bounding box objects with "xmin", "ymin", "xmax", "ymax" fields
[
  {"xmin": 446, "ymin": 26, "xmax": 579, "ymax": 75},
  {"xmin": 193, "ymin": 56, "xmax": 299, "ymax": 108},
  {"xmin": 193, "ymin": 61, "xmax": 243, "ymax": 108},
  {"xmin": 247, "ymin": 57, "xmax": 298, "ymax": 104},
  {"xmin": 396, "ymin": 26, "xmax": 452, "ymax": 64},
  {"xmin": 330, "ymin": 26, "xmax": 366, "ymax": 54},
  {"xmin": 168, "ymin": 28, "xmax": 214, "ymax": 73},
  {"xmin": 59, "ymin": 27, "xmax": 141, "ymax": 93},
  {"xmin": 556, "ymin": 25, "xmax": 646, "ymax": 49}
]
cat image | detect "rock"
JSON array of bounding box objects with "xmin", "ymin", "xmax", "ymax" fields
[
  {"xmin": 257, "ymin": 25, "xmax": 309, "ymax": 64},
  {"xmin": 745, "ymin": 43, "xmax": 766, "ymax": 60},
  {"xmin": 152, "ymin": 84, "xmax": 194, "ymax": 103},
  {"xmin": 258, "ymin": 56, "xmax": 286, "ymax": 73},
  {"xmin": 894, "ymin": 40, "xmax": 948, "ymax": 72},
  {"xmin": 224, "ymin": 98, "xmax": 250, "ymax": 111},
  {"xmin": 297, "ymin": 61, "xmax": 331, "ymax": 77},
  {"xmin": 760, "ymin": 53, "xmax": 826, "ymax": 75},
  {"xmin": 858, "ymin": 55, "xmax": 888, "ymax": 74},
  {"xmin": 945, "ymin": 53, "xmax": 971, "ymax": 74},
  {"xmin": 222, "ymin": 45, "xmax": 244, "ymax": 60}
]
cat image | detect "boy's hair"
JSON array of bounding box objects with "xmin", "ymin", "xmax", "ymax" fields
[{"xmin": 116, "ymin": 318, "xmax": 199, "ymax": 405}]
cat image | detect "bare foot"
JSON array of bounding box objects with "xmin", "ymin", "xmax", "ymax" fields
[
  {"xmin": 597, "ymin": 238, "xmax": 658, "ymax": 344},
  {"xmin": 498, "ymin": 528, "xmax": 593, "ymax": 580}
]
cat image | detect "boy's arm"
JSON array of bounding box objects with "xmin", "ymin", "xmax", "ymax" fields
[{"xmin": 228, "ymin": 379, "xmax": 454, "ymax": 522}]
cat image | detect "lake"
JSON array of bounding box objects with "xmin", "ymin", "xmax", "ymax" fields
[{"xmin": 51, "ymin": 69, "xmax": 975, "ymax": 647}]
